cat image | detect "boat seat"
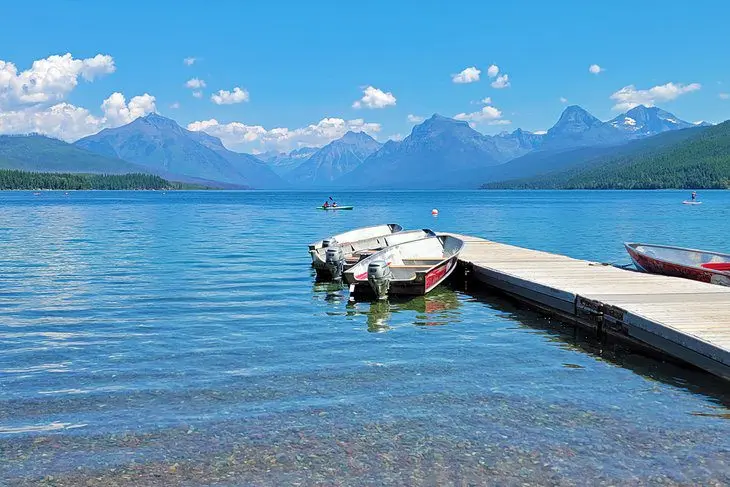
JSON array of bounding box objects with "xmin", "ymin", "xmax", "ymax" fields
[
  {"xmin": 401, "ymin": 258, "xmax": 444, "ymax": 262},
  {"xmin": 388, "ymin": 265, "xmax": 433, "ymax": 269},
  {"xmin": 701, "ymin": 262, "xmax": 730, "ymax": 271}
]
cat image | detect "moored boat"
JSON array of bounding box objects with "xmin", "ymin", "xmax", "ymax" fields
[
  {"xmin": 309, "ymin": 224, "xmax": 402, "ymax": 279},
  {"xmin": 625, "ymin": 242, "xmax": 730, "ymax": 286},
  {"xmin": 344, "ymin": 235, "xmax": 465, "ymax": 299},
  {"xmin": 312, "ymin": 227, "xmax": 436, "ymax": 280}
]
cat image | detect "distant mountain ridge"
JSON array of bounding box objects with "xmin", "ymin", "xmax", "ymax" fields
[
  {"xmin": 482, "ymin": 122, "xmax": 727, "ymax": 189},
  {"xmin": 259, "ymin": 147, "xmax": 317, "ymax": 176},
  {"xmin": 339, "ymin": 115, "xmax": 508, "ymax": 188},
  {"xmin": 288, "ymin": 131, "xmax": 382, "ymax": 186},
  {"xmin": 541, "ymin": 105, "xmax": 624, "ymax": 149},
  {"xmin": 333, "ymin": 105, "xmax": 700, "ymax": 188},
  {"xmin": 75, "ymin": 113, "xmax": 284, "ymax": 189},
  {"xmin": 0, "ymin": 134, "xmax": 149, "ymax": 174},
  {"xmin": 0, "ymin": 104, "xmax": 707, "ymax": 190},
  {"xmin": 479, "ymin": 126, "xmax": 707, "ymax": 188},
  {"xmin": 608, "ymin": 105, "xmax": 695, "ymax": 138}
]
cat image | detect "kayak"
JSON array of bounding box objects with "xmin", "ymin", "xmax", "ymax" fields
[
  {"xmin": 317, "ymin": 206, "xmax": 353, "ymax": 210},
  {"xmin": 682, "ymin": 201, "xmax": 702, "ymax": 205}
]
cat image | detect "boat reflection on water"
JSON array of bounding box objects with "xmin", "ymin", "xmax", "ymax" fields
[
  {"xmin": 347, "ymin": 287, "xmax": 462, "ymax": 332},
  {"xmin": 364, "ymin": 300, "xmax": 392, "ymax": 332},
  {"xmin": 311, "ymin": 278, "xmax": 348, "ymax": 304}
]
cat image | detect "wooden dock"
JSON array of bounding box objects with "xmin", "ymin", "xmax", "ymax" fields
[{"xmin": 453, "ymin": 234, "xmax": 730, "ymax": 380}]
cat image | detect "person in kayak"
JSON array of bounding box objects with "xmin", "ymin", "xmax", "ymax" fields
[{"xmin": 323, "ymin": 201, "xmax": 330, "ymax": 208}]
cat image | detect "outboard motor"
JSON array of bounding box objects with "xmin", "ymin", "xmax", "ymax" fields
[
  {"xmin": 322, "ymin": 238, "xmax": 337, "ymax": 249},
  {"xmin": 325, "ymin": 245, "xmax": 345, "ymax": 279},
  {"xmin": 367, "ymin": 260, "xmax": 393, "ymax": 300}
]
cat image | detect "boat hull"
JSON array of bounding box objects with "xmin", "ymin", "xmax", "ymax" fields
[
  {"xmin": 345, "ymin": 235, "xmax": 464, "ymax": 299},
  {"xmin": 349, "ymin": 255, "xmax": 460, "ymax": 298},
  {"xmin": 625, "ymin": 243, "xmax": 730, "ymax": 286}
]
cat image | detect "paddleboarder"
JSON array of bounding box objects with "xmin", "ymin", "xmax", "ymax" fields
[{"xmin": 691, "ymin": 191, "xmax": 697, "ymax": 202}]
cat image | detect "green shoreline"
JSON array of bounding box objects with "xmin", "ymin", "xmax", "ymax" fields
[{"xmin": 0, "ymin": 169, "xmax": 208, "ymax": 191}]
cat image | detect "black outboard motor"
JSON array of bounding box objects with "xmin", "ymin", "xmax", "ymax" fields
[
  {"xmin": 367, "ymin": 260, "xmax": 393, "ymax": 299},
  {"xmin": 325, "ymin": 245, "xmax": 345, "ymax": 279}
]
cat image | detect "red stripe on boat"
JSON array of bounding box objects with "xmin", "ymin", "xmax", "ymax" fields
[{"xmin": 701, "ymin": 262, "xmax": 730, "ymax": 271}]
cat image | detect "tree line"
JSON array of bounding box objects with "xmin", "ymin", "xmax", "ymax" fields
[{"xmin": 0, "ymin": 170, "xmax": 203, "ymax": 190}]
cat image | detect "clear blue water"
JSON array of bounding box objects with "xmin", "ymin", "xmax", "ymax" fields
[{"xmin": 1, "ymin": 190, "xmax": 729, "ymax": 485}]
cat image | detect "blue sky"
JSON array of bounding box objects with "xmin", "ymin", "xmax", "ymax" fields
[{"xmin": 1, "ymin": 0, "xmax": 728, "ymax": 152}]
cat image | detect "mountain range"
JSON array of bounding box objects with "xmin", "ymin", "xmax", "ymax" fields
[
  {"xmin": 258, "ymin": 147, "xmax": 317, "ymax": 177},
  {"xmin": 288, "ymin": 131, "xmax": 382, "ymax": 186},
  {"xmin": 484, "ymin": 121, "xmax": 730, "ymax": 189},
  {"xmin": 0, "ymin": 105, "xmax": 714, "ymax": 189},
  {"xmin": 264, "ymin": 105, "xmax": 704, "ymax": 188},
  {"xmin": 75, "ymin": 113, "xmax": 284, "ymax": 189},
  {"xmin": 0, "ymin": 134, "xmax": 147, "ymax": 174}
]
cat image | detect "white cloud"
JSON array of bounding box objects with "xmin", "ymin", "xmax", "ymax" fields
[
  {"xmin": 185, "ymin": 78, "xmax": 206, "ymax": 89},
  {"xmin": 589, "ymin": 64, "xmax": 604, "ymax": 74},
  {"xmin": 187, "ymin": 117, "xmax": 382, "ymax": 152},
  {"xmin": 610, "ymin": 82, "xmax": 701, "ymax": 111},
  {"xmin": 487, "ymin": 65, "xmax": 499, "ymax": 78},
  {"xmin": 720, "ymin": 93, "xmax": 730, "ymax": 100},
  {"xmin": 491, "ymin": 74, "xmax": 510, "ymax": 89},
  {"xmin": 101, "ymin": 92, "xmax": 157, "ymax": 126},
  {"xmin": 183, "ymin": 57, "xmax": 197, "ymax": 66},
  {"xmin": 452, "ymin": 66, "xmax": 481, "ymax": 84},
  {"xmin": 533, "ymin": 130, "xmax": 547, "ymax": 135},
  {"xmin": 79, "ymin": 55, "xmax": 116, "ymax": 80},
  {"xmin": 388, "ymin": 133, "xmax": 404, "ymax": 141},
  {"xmin": 0, "ymin": 53, "xmax": 156, "ymax": 141},
  {"xmin": 453, "ymin": 105, "xmax": 505, "ymax": 123},
  {"xmin": 480, "ymin": 97, "xmax": 492, "ymax": 105},
  {"xmin": 192, "ymin": 91, "xmax": 203, "ymax": 98},
  {"xmin": 170, "ymin": 102, "xmax": 180, "ymax": 109},
  {"xmin": 211, "ymin": 86, "xmax": 250, "ymax": 105},
  {"xmin": 0, "ymin": 92, "xmax": 156, "ymax": 141},
  {"xmin": 0, "ymin": 103, "xmax": 102, "ymax": 141},
  {"xmin": 0, "ymin": 53, "xmax": 115, "ymax": 109},
  {"xmin": 407, "ymin": 114, "xmax": 424, "ymax": 123},
  {"xmin": 352, "ymin": 86, "xmax": 396, "ymax": 109},
  {"xmin": 560, "ymin": 97, "xmax": 568, "ymax": 103}
]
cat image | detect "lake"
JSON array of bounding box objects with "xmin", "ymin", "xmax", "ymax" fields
[{"xmin": 1, "ymin": 190, "xmax": 729, "ymax": 486}]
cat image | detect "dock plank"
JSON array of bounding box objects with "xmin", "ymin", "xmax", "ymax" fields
[{"xmin": 452, "ymin": 233, "xmax": 730, "ymax": 380}]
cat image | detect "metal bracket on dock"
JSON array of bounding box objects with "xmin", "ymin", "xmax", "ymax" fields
[
  {"xmin": 600, "ymin": 305, "xmax": 630, "ymax": 336},
  {"xmin": 575, "ymin": 296, "xmax": 603, "ymax": 322},
  {"xmin": 575, "ymin": 296, "xmax": 631, "ymax": 338}
]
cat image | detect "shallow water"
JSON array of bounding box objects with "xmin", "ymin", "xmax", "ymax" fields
[{"xmin": 1, "ymin": 190, "xmax": 729, "ymax": 485}]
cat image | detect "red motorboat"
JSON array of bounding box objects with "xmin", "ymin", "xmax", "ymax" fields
[{"xmin": 625, "ymin": 242, "xmax": 730, "ymax": 286}]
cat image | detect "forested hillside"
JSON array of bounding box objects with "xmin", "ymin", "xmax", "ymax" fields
[
  {"xmin": 483, "ymin": 121, "xmax": 730, "ymax": 189},
  {"xmin": 0, "ymin": 170, "xmax": 200, "ymax": 190}
]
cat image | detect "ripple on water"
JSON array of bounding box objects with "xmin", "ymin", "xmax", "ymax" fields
[{"xmin": 0, "ymin": 190, "xmax": 729, "ymax": 486}]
